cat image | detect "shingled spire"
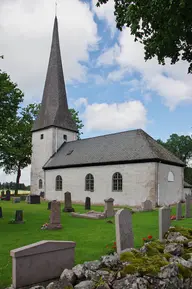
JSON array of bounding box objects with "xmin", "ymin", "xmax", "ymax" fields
[{"xmin": 32, "ymin": 17, "xmax": 77, "ymax": 132}]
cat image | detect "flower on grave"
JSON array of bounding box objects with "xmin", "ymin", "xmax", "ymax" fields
[
  {"xmin": 143, "ymin": 235, "xmax": 154, "ymax": 244},
  {"xmin": 106, "ymin": 241, "xmax": 117, "ymax": 255},
  {"xmin": 148, "ymin": 235, "xmax": 152, "ymax": 239},
  {"xmin": 171, "ymin": 215, "xmax": 176, "ymax": 220},
  {"xmin": 41, "ymin": 223, "xmax": 48, "ymax": 230}
]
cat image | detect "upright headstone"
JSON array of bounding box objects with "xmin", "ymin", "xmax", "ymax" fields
[
  {"xmin": 25, "ymin": 195, "xmax": 30, "ymax": 203},
  {"xmin": 63, "ymin": 192, "xmax": 75, "ymax": 212},
  {"xmin": 15, "ymin": 210, "xmax": 24, "ymax": 224},
  {"xmin": 40, "ymin": 191, "xmax": 45, "ymax": 198},
  {"xmin": 176, "ymin": 201, "xmax": 182, "ymax": 220},
  {"xmin": 159, "ymin": 206, "xmax": 171, "ymax": 241},
  {"xmin": 6, "ymin": 190, "xmax": 11, "ymax": 201},
  {"xmin": 0, "ymin": 207, "xmax": 3, "ymax": 218},
  {"xmin": 85, "ymin": 197, "xmax": 91, "ymax": 210},
  {"xmin": 185, "ymin": 194, "xmax": 192, "ymax": 218},
  {"xmin": 47, "ymin": 201, "xmax": 62, "ymax": 230},
  {"xmin": 104, "ymin": 198, "xmax": 115, "ymax": 217},
  {"xmin": 12, "ymin": 197, "xmax": 21, "ymax": 204},
  {"xmin": 47, "ymin": 201, "xmax": 52, "ymax": 210},
  {"xmin": 142, "ymin": 200, "xmax": 153, "ymax": 211},
  {"xmin": 115, "ymin": 209, "xmax": 134, "ymax": 254}
]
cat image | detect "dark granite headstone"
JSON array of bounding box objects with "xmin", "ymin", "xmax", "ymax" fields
[
  {"xmin": 29, "ymin": 195, "xmax": 40, "ymax": 204},
  {"xmin": 40, "ymin": 191, "xmax": 45, "ymax": 198},
  {"xmin": 0, "ymin": 207, "xmax": 3, "ymax": 218},
  {"xmin": 47, "ymin": 201, "xmax": 52, "ymax": 210},
  {"xmin": 6, "ymin": 190, "xmax": 11, "ymax": 201},
  {"xmin": 63, "ymin": 192, "xmax": 75, "ymax": 212},
  {"xmin": 85, "ymin": 197, "xmax": 91, "ymax": 210},
  {"xmin": 15, "ymin": 210, "xmax": 24, "ymax": 223}
]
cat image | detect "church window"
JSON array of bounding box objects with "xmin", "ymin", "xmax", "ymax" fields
[
  {"xmin": 56, "ymin": 175, "xmax": 62, "ymax": 191},
  {"xmin": 63, "ymin": 134, "xmax": 67, "ymax": 141},
  {"xmin": 112, "ymin": 172, "xmax": 122, "ymax": 191},
  {"xmin": 40, "ymin": 134, "xmax": 44, "ymax": 139},
  {"xmin": 85, "ymin": 174, "xmax": 94, "ymax": 191},
  {"xmin": 39, "ymin": 179, "xmax": 43, "ymax": 189},
  {"xmin": 168, "ymin": 171, "xmax": 174, "ymax": 182}
]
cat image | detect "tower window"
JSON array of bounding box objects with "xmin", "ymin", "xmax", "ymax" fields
[
  {"xmin": 63, "ymin": 134, "xmax": 67, "ymax": 141},
  {"xmin": 39, "ymin": 179, "xmax": 43, "ymax": 189},
  {"xmin": 40, "ymin": 134, "xmax": 44, "ymax": 139}
]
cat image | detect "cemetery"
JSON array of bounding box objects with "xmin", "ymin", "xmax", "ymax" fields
[{"xmin": 0, "ymin": 194, "xmax": 191, "ymax": 289}]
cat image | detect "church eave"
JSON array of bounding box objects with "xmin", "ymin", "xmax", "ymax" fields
[
  {"xmin": 31, "ymin": 124, "xmax": 78, "ymax": 133},
  {"xmin": 43, "ymin": 158, "xmax": 185, "ymax": 171}
]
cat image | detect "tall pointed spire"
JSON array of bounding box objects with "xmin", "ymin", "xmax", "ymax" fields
[{"xmin": 32, "ymin": 17, "xmax": 77, "ymax": 132}]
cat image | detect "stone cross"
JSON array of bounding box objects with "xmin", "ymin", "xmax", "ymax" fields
[
  {"xmin": 176, "ymin": 201, "xmax": 182, "ymax": 220},
  {"xmin": 0, "ymin": 207, "xmax": 2, "ymax": 218},
  {"xmin": 15, "ymin": 210, "xmax": 24, "ymax": 224},
  {"xmin": 142, "ymin": 199, "xmax": 153, "ymax": 211},
  {"xmin": 47, "ymin": 201, "xmax": 62, "ymax": 230},
  {"xmin": 115, "ymin": 209, "xmax": 134, "ymax": 254},
  {"xmin": 85, "ymin": 197, "xmax": 91, "ymax": 210},
  {"xmin": 63, "ymin": 192, "xmax": 75, "ymax": 212},
  {"xmin": 185, "ymin": 194, "xmax": 192, "ymax": 218},
  {"xmin": 104, "ymin": 198, "xmax": 115, "ymax": 217},
  {"xmin": 159, "ymin": 206, "xmax": 171, "ymax": 241}
]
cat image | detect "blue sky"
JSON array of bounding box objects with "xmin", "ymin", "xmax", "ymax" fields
[{"xmin": 0, "ymin": 0, "xmax": 192, "ymax": 184}]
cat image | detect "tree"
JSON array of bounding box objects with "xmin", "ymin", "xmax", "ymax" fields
[
  {"xmin": 157, "ymin": 134, "xmax": 192, "ymax": 165},
  {"xmin": 0, "ymin": 70, "xmax": 23, "ymax": 138},
  {"xmin": 69, "ymin": 108, "xmax": 84, "ymax": 139},
  {"xmin": 0, "ymin": 103, "xmax": 40, "ymax": 195},
  {"xmin": 96, "ymin": 0, "xmax": 192, "ymax": 73}
]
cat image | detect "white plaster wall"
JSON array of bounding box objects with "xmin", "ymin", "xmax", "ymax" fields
[
  {"xmin": 44, "ymin": 162, "xmax": 156, "ymax": 206},
  {"xmin": 158, "ymin": 163, "xmax": 184, "ymax": 205},
  {"xmin": 30, "ymin": 127, "xmax": 77, "ymax": 195}
]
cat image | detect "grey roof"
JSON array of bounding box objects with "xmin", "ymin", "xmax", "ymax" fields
[
  {"xmin": 32, "ymin": 17, "xmax": 77, "ymax": 132},
  {"xmin": 43, "ymin": 129, "xmax": 185, "ymax": 169},
  {"xmin": 184, "ymin": 181, "xmax": 192, "ymax": 188}
]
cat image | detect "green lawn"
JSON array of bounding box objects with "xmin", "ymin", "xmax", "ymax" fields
[{"xmin": 0, "ymin": 201, "xmax": 191, "ymax": 288}]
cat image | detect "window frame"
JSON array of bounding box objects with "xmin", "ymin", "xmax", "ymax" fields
[
  {"xmin": 168, "ymin": 171, "xmax": 174, "ymax": 182},
  {"xmin": 85, "ymin": 173, "xmax": 94, "ymax": 192},
  {"xmin": 39, "ymin": 179, "xmax": 43, "ymax": 189},
  {"xmin": 40, "ymin": 134, "xmax": 44, "ymax": 140},
  {"xmin": 55, "ymin": 175, "xmax": 63, "ymax": 191},
  {"xmin": 63, "ymin": 134, "xmax": 67, "ymax": 141},
  {"xmin": 112, "ymin": 172, "xmax": 123, "ymax": 192}
]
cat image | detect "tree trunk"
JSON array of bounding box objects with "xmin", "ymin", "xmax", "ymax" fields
[{"xmin": 15, "ymin": 166, "xmax": 21, "ymax": 196}]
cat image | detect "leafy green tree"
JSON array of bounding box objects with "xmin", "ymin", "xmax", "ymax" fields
[
  {"xmin": 157, "ymin": 134, "xmax": 192, "ymax": 164},
  {"xmin": 96, "ymin": 0, "xmax": 192, "ymax": 73},
  {"xmin": 69, "ymin": 108, "xmax": 84, "ymax": 139},
  {"xmin": 0, "ymin": 103, "xmax": 40, "ymax": 195}
]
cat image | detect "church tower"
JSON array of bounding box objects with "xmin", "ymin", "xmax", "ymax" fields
[{"xmin": 30, "ymin": 17, "xmax": 78, "ymax": 195}]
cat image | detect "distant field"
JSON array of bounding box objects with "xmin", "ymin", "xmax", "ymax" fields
[{"xmin": 2, "ymin": 190, "xmax": 30, "ymax": 195}]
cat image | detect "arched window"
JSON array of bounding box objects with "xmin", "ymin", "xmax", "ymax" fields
[
  {"xmin": 168, "ymin": 171, "xmax": 174, "ymax": 182},
  {"xmin": 112, "ymin": 172, "xmax": 123, "ymax": 191},
  {"xmin": 85, "ymin": 174, "xmax": 94, "ymax": 191},
  {"xmin": 55, "ymin": 175, "xmax": 62, "ymax": 191},
  {"xmin": 39, "ymin": 179, "xmax": 43, "ymax": 189}
]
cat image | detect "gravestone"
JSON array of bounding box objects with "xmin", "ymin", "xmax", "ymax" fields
[
  {"xmin": 12, "ymin": 197, "xmax": 21, "ymax": 204},
  {"xmin": 63, "ymin": 192, "xmax": 74, "ymax": 212},
  {"xmin": 15, "ymin": 210, "xmax": 24, "ymax": 224},
  {"xmin": 142, "ymin": 199, "xmax": 153, "ymax": 211},
  {"xmin": 29, "ymin": 195, "xmax": 40, "ymax": 204},
  {"xmin": 159, "ymin": 206, "xmax": 171, "ymax": 241},
  {"xmin": 1, "ymin": 190, "xmax": 4, "ymax": 197},
  {"xmin": 104, "ymin": 198, "xmax": 115, "ymax": 217},
  {"xmin": 6, "ymin": 190, "xmax": 11, "ymax": 201},
  {"xmin": 40, "ymin": 191, "xmax": 45, "ymax": 198},
  {"xmin": 85, "ymin": 197, "xmax": 91, "ymax": 210},
  {"xmin": 47, "ymin": 201, "xmax": 52, "ymax": 210},
  {"xmin": 47, "ymin": 201, "xmax": 62, "ymax": 230},
  {"xmin": 0, "ymin": 207, "xmax": 3, "ymax": 218},
  {"xmin": 25, "ymin": 195, "xmax": 30, "ymax": 203},
  {"xmin": 115, "ymin": 209, "xmax": 134, "ymax": 254},
  {"xmin": 185, "ymin": 194, "xmax": 192, "ymax": 218},
  {"xmin": 176, "ymin": 201, "xmax": 182, "ymax": 220}
]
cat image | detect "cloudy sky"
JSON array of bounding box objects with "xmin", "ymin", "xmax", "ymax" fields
[{"xmin": 0, "ymin": 0, "xmax": 192, "ymax": 185}]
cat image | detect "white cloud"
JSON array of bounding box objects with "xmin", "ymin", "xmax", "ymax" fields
[
  {"xmin": 97, "ymin": 27, "xmax": 192, "ymax": 109},
  {"xmin": 0, "ymin": 166, "xmax": 31, "ymax": 186},
  {"xmin": 77, "ymin": 98, "xmax": 147, "ymax": 132},
  {"xmin": 0, "ymin": 0, "xmax": 98, "ymax": 104},
  {"xmin": 97, "ymin": 44, "xmax": 120, "ymax": 66},
  {"xmin": 92, "ymin": 0, "xmax": 116, "ymax": 36}
]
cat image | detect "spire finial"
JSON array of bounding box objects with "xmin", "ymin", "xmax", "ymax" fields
[{"xmin": 55, "ymin": 1, "xmax": 57, "ymax": 17}]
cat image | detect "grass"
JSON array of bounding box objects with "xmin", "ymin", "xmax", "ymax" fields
[{"xmin": 0, "ymin": 201, "xmax": 191, "ymax": 288}]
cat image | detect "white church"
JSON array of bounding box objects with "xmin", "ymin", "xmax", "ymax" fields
[{"xmin": 31, "ymin": 17, "xmax": 185, "ymax": 207}]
